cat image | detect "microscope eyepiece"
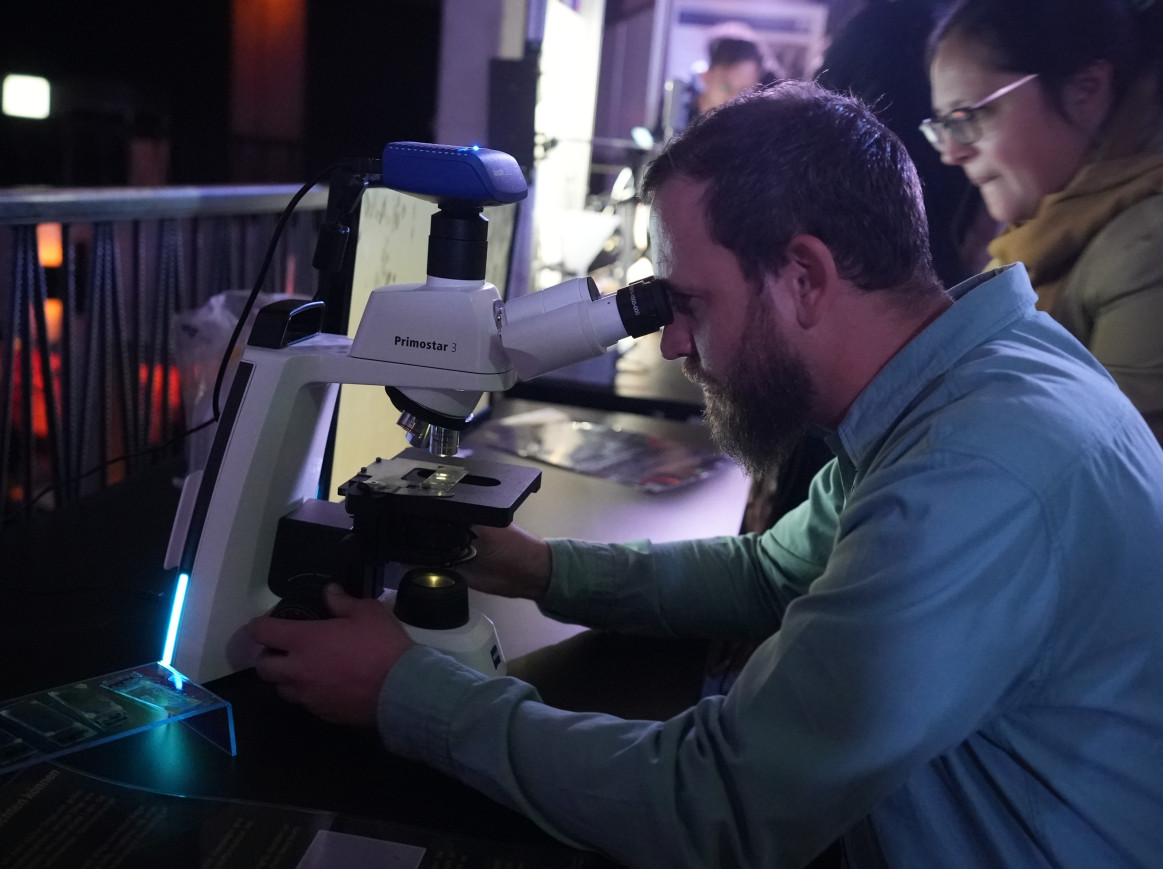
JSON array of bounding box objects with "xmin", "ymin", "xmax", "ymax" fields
[{"xmin": 614, "ymin": 277, "xmax": 674, "ymax": 337}]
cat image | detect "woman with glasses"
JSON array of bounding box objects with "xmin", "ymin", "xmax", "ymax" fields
[{"xmin": 925, "ymin": 0, "xmax": 1163, "ymax": 444}]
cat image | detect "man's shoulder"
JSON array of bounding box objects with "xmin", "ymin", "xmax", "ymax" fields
[
  {"xmin": 854, "ymin": 263, "xmax": 1157, "ymax": 494},
  {"xmin": 897, "ymin": 322, "xmax": 1151, "ymax": 489}
]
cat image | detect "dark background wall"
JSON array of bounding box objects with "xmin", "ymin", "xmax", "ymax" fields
[
  {"xmin": 303, "ymin": 0, "xmax": 442, "ymax": 175},
  {"xmin": 0, "ymin": 0, "xmax": 442, "ymax": 187}
]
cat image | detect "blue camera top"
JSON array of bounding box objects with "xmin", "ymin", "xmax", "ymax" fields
[{"xmin": 381, "ymin": 142, "xmax": 527, "ymax": 209}]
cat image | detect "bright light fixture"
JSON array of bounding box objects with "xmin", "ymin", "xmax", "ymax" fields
[{"xmin": 2, "ymin": 74, "xmax": 51, "ymax": 119}]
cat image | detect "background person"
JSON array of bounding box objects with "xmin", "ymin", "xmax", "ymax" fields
[
  {"xmin": 664, "ymin": 21, "xmax": 783, "ymax": 138},
  {"xmin": 248, "ymin": 82, "xmax": 1163, "ymax": 868},
  {"xmin": 926, "ymin": 0, "xmax": 1163, "ymax": 443},
  {"xmin": 694, "ymin": 22, "xmax": 777, "ymax": 115}
]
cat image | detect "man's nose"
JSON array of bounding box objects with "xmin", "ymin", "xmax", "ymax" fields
[{"xmin": 659, "ymin": 320, "xmax": 692, "ymax": 360}]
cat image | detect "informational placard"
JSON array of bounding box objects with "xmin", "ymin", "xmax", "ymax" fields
[{"xmin": 0, "ymin": 764, "xmax": 608, "ymax": 868}]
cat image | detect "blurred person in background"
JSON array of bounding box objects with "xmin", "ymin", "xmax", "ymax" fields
[{"xmin": 665, "ymin": 21, "xmax": 784, "ymax": 138}]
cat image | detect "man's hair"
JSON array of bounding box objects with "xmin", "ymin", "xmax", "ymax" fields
[{"xmin": 641, "ymin": 79, "xmax": 939, "ymax": 295}]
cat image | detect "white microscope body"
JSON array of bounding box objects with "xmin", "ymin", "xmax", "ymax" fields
[{"xmin": 164, "ymin": 143, "xmax": 671, "ymax": 684}]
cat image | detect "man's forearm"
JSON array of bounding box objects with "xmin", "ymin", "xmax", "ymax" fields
[{"xmin": 540, "ymin": 535, "xmax": 795, "ymax": 640}]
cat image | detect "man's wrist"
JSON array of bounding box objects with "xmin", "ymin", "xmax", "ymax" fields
[{"xmin": 529, "ymin": 539, "xmax": 552, "ymax": 602}]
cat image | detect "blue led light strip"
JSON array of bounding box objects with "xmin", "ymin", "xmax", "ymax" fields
[{"xmin": 160, "ymin": 573, "xmax": 189, "ymax": 667}]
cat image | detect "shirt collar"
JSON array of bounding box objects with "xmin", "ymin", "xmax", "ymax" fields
[{"xmin": 828, "ymin": 264, "xmax": 1037, "ymax": 471}]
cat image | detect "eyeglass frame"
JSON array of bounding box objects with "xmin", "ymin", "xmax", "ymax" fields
[{"xmin": 919, "ymin": 73, "xmax": 1040, "ymax": 150}]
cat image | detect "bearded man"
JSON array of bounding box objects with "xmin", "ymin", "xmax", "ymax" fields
[{"xmin": 249, "ymin": 81, "xmax": 1163, "ymax": 868}]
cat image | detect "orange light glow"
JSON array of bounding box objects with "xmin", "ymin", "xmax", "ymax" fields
[
  {"xmin": 6, "ymin": 354, "xmax": 181, "ymax": 442},
  {"xmin": 140, "ymin": 362, "xmax": 184, "ymax": 444},
  {"xmin": 42, "ymin": 298, "xmax": 63, "ymax": 345},
  {"xmin": 37, "ymin": 222, "xmax": 63, "ymax": 268}
]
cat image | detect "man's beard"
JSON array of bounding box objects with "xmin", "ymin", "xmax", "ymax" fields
[{"xmin": 683, "ymin": 298, "xmax": 815, "ymax": 478}]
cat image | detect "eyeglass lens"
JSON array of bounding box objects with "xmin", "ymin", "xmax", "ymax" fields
[{"xmin": 921, "ymin": 110, "xmax": 980, "ymax": 148}]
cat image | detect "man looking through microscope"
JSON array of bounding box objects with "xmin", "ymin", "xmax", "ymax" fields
[{"xmin": 249, "ymin": 81, "xmax": 1163, "ymax": 867}]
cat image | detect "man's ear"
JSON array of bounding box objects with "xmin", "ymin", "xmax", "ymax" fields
[
  {"xmin": 1063, "ymin": 60, "xmax": 1114, "ymax": 130},
  {"xmin": 778, "ymin": 235, "xmax": 837, "ymax": 330}
]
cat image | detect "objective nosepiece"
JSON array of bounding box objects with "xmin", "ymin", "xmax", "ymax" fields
[
  {"xmin": 398, "ymin": 412, "xmax": 431, "ymax": 448},
  {"xmin": 428, "ymin": 426, "xmax": 461, "ymax": 457},
  {"xmin": 395, "ymin": 413, "xmax": 462, "ymax": 457}
]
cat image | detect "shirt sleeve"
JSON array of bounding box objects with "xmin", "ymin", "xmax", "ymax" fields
[
  {"xmin": 536, "ymin": 458, "xmax": 845, "ymax": 640},
  {"xmin": 379, "ymin": 450, "xmax": 1061, "ymax": 868}
]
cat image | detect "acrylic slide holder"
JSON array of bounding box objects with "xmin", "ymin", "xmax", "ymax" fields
[{"xmin": 0, "ymin": 662, "xmax": 235, "ymax": 774}]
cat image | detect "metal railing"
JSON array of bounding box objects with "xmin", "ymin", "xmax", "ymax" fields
[{"xmin": 0, "ymin": 185, "xmax": 328, "ymax": 526}]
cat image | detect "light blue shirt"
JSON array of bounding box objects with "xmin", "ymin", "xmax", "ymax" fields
[{"xmin": 381, "ymin": 265, "xmax": 1163, "ymax": 868}]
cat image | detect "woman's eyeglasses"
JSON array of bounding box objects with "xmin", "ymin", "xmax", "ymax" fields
[{"xmin": 920, "ymin": 73, "xmax": 1039, "ymax": 150}]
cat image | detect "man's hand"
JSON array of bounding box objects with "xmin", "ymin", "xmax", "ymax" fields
[
  {"xmin": 459, "ymin": 524, "xmax": 553, "ymax": 601},
  {"xmin": 247, "ymin": 584, "xmax": 414, "ymax": 726}
]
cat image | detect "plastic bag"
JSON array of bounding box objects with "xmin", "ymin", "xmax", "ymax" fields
[{"xmin": 172, "ymin": 290, "xmax": 310, "ymax": 472}]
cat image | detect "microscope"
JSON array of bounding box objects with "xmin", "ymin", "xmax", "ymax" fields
[{"xmin": 163, "ymin": 142, "xmax": 672, "ymax": 684}]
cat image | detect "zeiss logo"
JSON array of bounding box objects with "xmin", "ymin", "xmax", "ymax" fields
[{"xmin": 393, "ymin": 335, "xmax": 455, "ymax": 352}]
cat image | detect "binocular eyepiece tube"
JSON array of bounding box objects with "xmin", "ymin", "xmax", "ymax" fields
[{"xmin": 499, "ymin": 276, "xmax": 673, "ymax": 381}]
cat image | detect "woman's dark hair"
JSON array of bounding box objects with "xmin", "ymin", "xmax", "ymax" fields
[
  {"xmin": 641, "ymin": 79, "xmax": 938, "ymax": 295},
  {"xmin": 930, "ymin": 0, "xmax": 1163, "ymax": 115}
]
